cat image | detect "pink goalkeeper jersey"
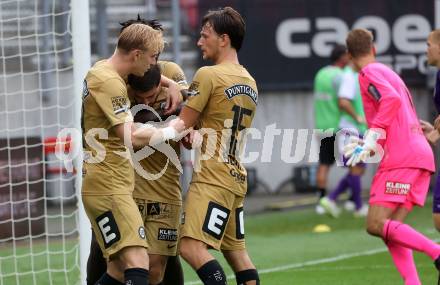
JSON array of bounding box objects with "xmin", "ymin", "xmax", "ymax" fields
[{"xmin": 358, "ymin": 62, "xmax": 434, "ymax": 172}]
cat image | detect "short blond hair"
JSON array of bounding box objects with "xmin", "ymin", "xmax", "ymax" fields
[
  {"xmin": 346, "ymin": 29, "xmax": 373, "ymax": 58},
  {"xmin": 117, "ymin": 23, "xmax": 164, "ymax": 54}
]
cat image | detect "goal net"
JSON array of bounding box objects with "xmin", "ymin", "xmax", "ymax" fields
[{"xmin": 0, "ymin": 0, "xmax": 90, "ymax": 284}]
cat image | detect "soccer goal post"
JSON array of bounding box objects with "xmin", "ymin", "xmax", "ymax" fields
[
  {"xmin": 0, "ymin": 0, "xmax": 90, "ymax": 284},
  {"xmin": 72, "ymin": 1, "xmax": 91, "ymax": 285}
]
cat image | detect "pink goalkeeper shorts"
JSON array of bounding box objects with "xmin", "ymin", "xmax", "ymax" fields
[{"xmin": 369, "ymin": 168, "xmax": 431, "ymax": 211}]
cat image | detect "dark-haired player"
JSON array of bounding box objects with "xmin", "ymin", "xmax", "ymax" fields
[{"xmin": 177, "ymin": 7, "xmax": 260, "ymax": 285}]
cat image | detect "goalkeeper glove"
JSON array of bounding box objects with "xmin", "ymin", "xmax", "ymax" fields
[{"xmin": 343, "ymin": 130, "xmax": 381, "ymax": 166}]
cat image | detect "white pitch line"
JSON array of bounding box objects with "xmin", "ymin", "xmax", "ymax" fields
[
  {"xmin": 185, "ymin": 235, "xmax": 440, "ymax": 284},
  {"xmin": 185, "ymin": 247, "xmax": 387, "ymax": 285},
  {"xmin": 258, "ymin": 247, "xmax": 387, "ymax": 274},
  {"xmin": 290, "ymin": 263, "xmax": 434, "ymax": 272}
]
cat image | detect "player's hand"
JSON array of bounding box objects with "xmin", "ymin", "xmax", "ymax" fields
[
  {"xmin": 420, "ymin": 119, "xmax": 434, "ymax": 135},
  {"xmin": 168, "ymin": 117, "xmax": 186, "ymax": 134},
  {"xmin": 356, "ymin": 115, "xmax": 366, "ymax": 125},
  {"xmin": 343, "ymin": 130, "xmax": 380, "ymax": 166},
  {"xmin": 434, "ymin": 115, "xmax": 440, "ymax": 131},
  {"xmin": 182, "ymin": 129, "xmax": 202, "ymax": 149},
  {"xmin": 164, "ymin": 81, "xmax": 183, "ymax": 115},
  {"xmin": 143, "ymin": 117, "xmax": 186, "ymax": 146},
  {"xmin": 342, "ymin": 136, "xmax": 362, "ymax": 162},
  {"xmin": 426, "ymin": 129, "xmax": 440, "ymax": 146}
]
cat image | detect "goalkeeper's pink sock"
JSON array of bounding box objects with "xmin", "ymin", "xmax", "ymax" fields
[
  {"xmin": 386, "ymin": 242, "xmax": 421, "ymax": 285},
  {"xmin": 383, "ymin": 219, "xmax": 440, "ymax": 260}
]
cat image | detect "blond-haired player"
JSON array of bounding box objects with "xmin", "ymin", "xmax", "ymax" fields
[
  {"xmin": 85, "ymin": 16, "xmax": 187, "ymax": 285},
  {"xmin": 86, "ymin": 62, "xmax": 189, "ymax": 285},
  {"xmin": 82, "ymin": 24, "xmax": 184, "ymax": 285}
]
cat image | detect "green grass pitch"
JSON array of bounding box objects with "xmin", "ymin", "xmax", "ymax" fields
[{"xmin": 1, "ymin": 198, "xmax": 438, "ymax": 284}]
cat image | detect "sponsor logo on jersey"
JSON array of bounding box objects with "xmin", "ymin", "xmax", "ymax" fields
[
  {"xmin": 138, "ymin": 226, "xmax": 146, "ymax": 239},
  {"xmin": 368, "ymin": 84, "xmax": 381, "ymax": 101},
  {"xmin": 181, "ymin": 212, "xmax": 185, "ymax": 225},
  {"xmin": 224, "ymin": 84, "xmax": 258, "ymax": 105},
  {"xmin": 230, "ymin": 168, "xmax": 246, "ymax": 184},
  {"xmin": 188, "ymin": 81, "xmax": 200, "ymax": 96},
  {"xmin": 385, "ymin": 181, "xmax": 411, "ymax": 195},
  {"xmin": 137, "ymin": 203, "xmax": 146, "ymax": 216},
  {"xmin": 111, "ymin": 96, "xmax": 129, "ymax": 115},
  {"xmin": 157, "ymin": 228, "xmax": 178, "ymax": 241},
  {"xmin": 203, "ymin": 202, "xmax": 230, "ymax": 240},
  {"xmin": 226, "ymin": 155, "xmax": 244, "ymax": 171},
  {"xmin": 235, "ymin": 207, "xmax": 245, "ymax": 239},
  {"xmin": 95, "ymin": 211, "xmax": 120, "ymax": 248},
  {"xmin": 172, "ymin": 73, "xmax": 188, "ymax": 86},
  {"xmin": 147, "ymin": 202, "xmax": 161, "ymax": 215}
]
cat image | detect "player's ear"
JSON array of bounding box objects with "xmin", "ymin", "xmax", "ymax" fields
[
  {"xmin": 372, "ymin": 45, "xmax": 376, "ymax": 57},
  {"xmin": 131, "ymin": 49, "xmax": 142, "ymax": 61},
  {"xmin": 219, "ymin": 34, "xmax": 230, "ymax": 47}
]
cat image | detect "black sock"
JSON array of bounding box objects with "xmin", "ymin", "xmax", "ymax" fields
[
  {"xmin": 87, "ymin": 233, "xmax": 107, "ymax": 285},
  {"xmin": 318, "ymin": 187, "xmax": 326, "ymax": 198},
  {"xmin": 235, "ymin": 269, "xmax": 260, "ymax": 285},
  {"xmin": 124, "ymin": 268, "xmax": 149, "ymax": 285},
  {"xmin": 196, "ymin": 260, "xmax": 227, "ymax": 285},
  {"xmin": 95, "ymin": 273, "xmax": 124, "ymax": 285},
  {"xmin": 163, "ymin": 255, "xmax": 184, "ymax": 285},
  {"xmin": 435, "ymin": 255, "xmax": 440, "ymax": 270}
]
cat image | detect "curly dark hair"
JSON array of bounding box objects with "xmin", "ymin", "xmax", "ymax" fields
[
  {"xmin": 128, "ymin": 64, "xmax": 161, "ymax": 93},
  {"xmin": 119, "ymin": 14, "xmax": 163, "ymax": 33}
]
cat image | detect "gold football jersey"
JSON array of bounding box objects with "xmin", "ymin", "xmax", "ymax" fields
[
  {"xmin": 130, "ymin": 61, "xmax": 188, "ymax": 204},
  {"xmin": 131, "ymin": 87, "xmax": 182, "ymax": 205},
  {"xmin": 185, "ymin": 63, "xmax": 258, "ymax": 197},
  {"xmin": 82, "ymin": 60, "xmax": 134, "ymax": 195},
  {"xmin": 158, "ymin": 60, "xmax": 188, "ymax": 88}
]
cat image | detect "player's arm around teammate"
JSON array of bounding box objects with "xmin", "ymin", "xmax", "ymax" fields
[
  {"xmin": 85, "ymin": 16, "xmax": 187, "ymax": 285},
  {"xmin": 85, "ymin": 63, "xmax": 188, "ymax": 285},
  {"xmin": 129, "ymin": 62, "xmax": 189, "ymax": 285},
  {"xmin": 81, "ymin": 24, "xmax": 184, "ymax": 285}
]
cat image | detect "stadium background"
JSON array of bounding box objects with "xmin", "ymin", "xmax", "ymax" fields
[{"xmin": 1, "ymin": 0, "xmax": 440, "ymax": 284}]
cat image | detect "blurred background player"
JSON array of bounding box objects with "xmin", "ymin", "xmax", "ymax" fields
[
  {"xmin": 82, "ymin": 23, "xmax": 186, "ymax": 285},
  {"xmin": 177, "ymin": 7, "xmax": 260, "ymax": 285},
  {"xmin": 313, "ymin": 44, "xmax": 349, "ymax": 213},
  {"xmin": 345, "ymin": 28, "xmax": 440, "ymax": 285},
  {"xmin": 423, "ymin": 29, "xmax": 440, "ymax": 234},
  {"xmin": 319, "ymin": 60, "xmax": 368, "ymax": 218},
  {"xmin": 86, "ymin": 17, "xmax": 187, "ymax": 285}
]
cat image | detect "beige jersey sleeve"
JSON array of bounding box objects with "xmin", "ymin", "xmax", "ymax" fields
[
  {"xmin": 185, "ymin": 67, "xmax": 213, "ymax": 113},
  {"xmin": 160, "ymin": 61, "xmax": 189, "ymax": 88},
  {"xmin": 94, "ymin": 78, "xmax": 133, "ymax": 126}
]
